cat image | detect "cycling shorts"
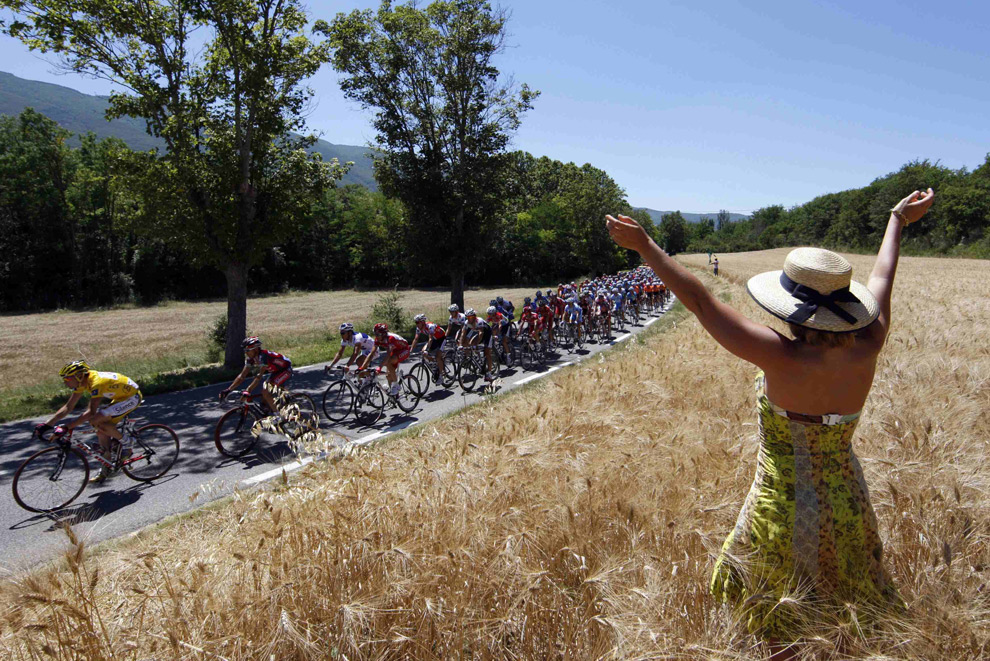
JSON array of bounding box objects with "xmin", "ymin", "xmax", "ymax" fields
[
  {"xmin": 475, "ymin": 325, "xmax": 494, "ymax": 348},
  {"xmin": 426, "ymin": 337, "xmax": 445, "ymax": 354},
  {"xmin": 389, "ymin": 349, "xmax": 410, "ymax": 364},
  {"xmin": 98, "ymin": 393, "xmax": 142, "ymax": 423},
  {"xmin": 266, "ymin": 369, "xmax": 292, "ymax": 387}
]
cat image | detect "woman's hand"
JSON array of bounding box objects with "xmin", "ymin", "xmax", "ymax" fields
[
  {"xmin": 892, "ymin": 188, "xmax": 935, "ymax": 226},
  {"xmin": 606, "ymin": 214, "xmax": 651, "ymax": 253}
]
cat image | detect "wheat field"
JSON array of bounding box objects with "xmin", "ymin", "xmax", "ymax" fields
[{"xmin": 2, "ymin": 251, "xmax": 989, "ymax": 659}]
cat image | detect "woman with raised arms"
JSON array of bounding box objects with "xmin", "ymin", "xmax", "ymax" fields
[{"xmin": 606, "ymin": 189, "xmax": 934, "ymax": 656}]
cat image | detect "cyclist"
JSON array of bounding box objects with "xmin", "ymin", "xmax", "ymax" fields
[
  {"xmin": 487, "ymin": 305, "xmax": 513, "ymax": 365},
  {"xmin": 38, "ymin": 361, "xmax": 142, "ymax": 483},
  {"xmin": 594, "ymin": 291, "xmax": 611, "ymax": 331},
  {"xmin": 446, "ymin": 304, "xmax": 468, "ymax": 347},
  {"xmin": 410, "ymin": 313, "xmax": 448, "ymax": 379},
  {"xmin": 464, "ymin": 308, "xmax": 497, "ymax": 381},
  {"xmin": 496, "ymin": 295, "xmax": 515, "ymax": 320},
  {"xmin": 220, "ymin": 337, "xmax": 292, "ymax": 415},
  {"xmin": 537, "ymin": 296, "xmax": 556, "ymax": 346},
  {"xmin": 564, "ymin": 296, "xmax": 583, "ymax": 343},
  {"xmin": 519, "ymin": 302, "xmax": 540, "ymax": 341},
  {"xmin": 373, "ymin": 323, "xmax": 411, "ymax": 397},
  {"xmin": 327, "ymin": 323, "xmax": 377, "ymax": 372}
]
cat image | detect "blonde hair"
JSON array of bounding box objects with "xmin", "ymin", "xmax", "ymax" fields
[{"xmin": 788, "ymin": 323, "xmax": 857, "ymax": 348}]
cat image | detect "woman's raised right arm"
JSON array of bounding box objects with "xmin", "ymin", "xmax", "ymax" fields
[
  {"xmin": 606, "ymin": 214, "xmax": 789, "ymax": 369},
  {"xmin": 866, "ymin": 188, "xmax": 934, "ymax": 341}
]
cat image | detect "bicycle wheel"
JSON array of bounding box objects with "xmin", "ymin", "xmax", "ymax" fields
[
  {"xmin": 322, "ymin": 381, "xmax": 354, "ymax": 423},
  {"xmin": 519, "ymin": 343, "xmax": 535, "ymax": 370},
  {"xmin": 354, "ymin": 382, "xmax": 385, "ymax": 426},
  {"xmin": 122, "ymin": 424, "xmax": 180, "ymax": 482},
  {"xmin": 291, "ymin": 392, "xmax": 318, "ymax": 420},
  {"xmin": 575, "ymin": 324, "xmax": 585, "ymax": 349},
  {"xmin": 214, "ymin": 407, "xmax": 260, "ymax": 457},
  {"xmin": 458, "ymin": 353, "xmax": 483, "ymax": 392},
  {"xmin": 409, "ymin": 362, "xmax": 432, "ymax": 396},
  {"xmin": 438, "ymin": 356, "xmax": 456, "ymax": 388},
  {"xmin": 395, "ymin": 374, "xmax": 421, "ymax": 413},
  {"xmin": 13, "ymin": 445, "xmax": 89, "ymax": 513}
]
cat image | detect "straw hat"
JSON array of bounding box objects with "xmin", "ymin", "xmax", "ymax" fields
[{"xmin": 746, "ymin": 248, "xmax": 878, "ymax": 332}]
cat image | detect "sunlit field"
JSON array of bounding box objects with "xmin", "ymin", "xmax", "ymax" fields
[{"xmin": 2, "ymin": 251, "xmax": 989, "ymax": 659}]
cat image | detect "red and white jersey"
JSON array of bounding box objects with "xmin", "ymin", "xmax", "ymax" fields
[
  {"xmin": 246, "ymin": 349, "xmax": 291, "ymax": 373},
  {"xmin": 416, "ymin": 322, "xmax": 446, "ymax": 341},
  {"xmin": 375, "ymin": 332, "xmax": 410, "ymax": 354}
]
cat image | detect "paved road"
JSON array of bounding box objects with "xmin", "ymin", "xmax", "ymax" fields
[{"xmin": 0, "ymin": 299, "xmax": 676, "ymax": 570}]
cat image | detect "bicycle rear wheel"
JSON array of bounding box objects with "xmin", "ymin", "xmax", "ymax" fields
[
  {"xmin": 394, "ymin": 374, "xmax": 421, "ymax": 412},
  {"xmin": 13, "ymin": 446, "xmax": 89, "ymax": 513},
  {"xmin": 322, "ymin": 381, "xmax": 354, "ymax": 423},
  {"xmin": 458, "ymin": 353, "xmax": 483, "ymax": 392},
  {"xmin": 409, "ymin": 362, "xmax": 432, "ymax": 396},
  {"xmin": 123, "ymin": 424, "xmax": 180, "ymax": 481},
  {"xmin": 214, "ymin": 408, "xmax": 259, "ymax": 457},
  {"xmin": 354, "ymin": 383, "xmax": 385, "ymax": 426}
]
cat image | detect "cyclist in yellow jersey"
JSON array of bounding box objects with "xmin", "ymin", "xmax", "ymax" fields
[{"xmin": 36, "ymin": 361, "xmax": 143, "ymax": 482}]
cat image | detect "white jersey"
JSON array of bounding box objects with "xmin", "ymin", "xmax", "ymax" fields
[{"xmin": 341, "ymin": 332, "xmax": 376, "ymax": 355}]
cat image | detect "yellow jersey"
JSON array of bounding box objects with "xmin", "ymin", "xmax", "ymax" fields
[{"xmin": 74, "ymin": 371, "xmax": 141, "ymax": 403}]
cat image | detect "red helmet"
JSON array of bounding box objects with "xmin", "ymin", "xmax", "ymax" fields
[
  {"xmin": 241, "ymin": 336, "xmax": 261, "ymax": 350},
  {"xmin": 373, "ymin": 323, "xmax": 388, "ymax": 335}
]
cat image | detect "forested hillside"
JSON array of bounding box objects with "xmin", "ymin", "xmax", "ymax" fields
[
  {"xmin": 0, "ymin": 71, "xmax": 378, "ymax": 190},
  {"xmin": 687, "ymin": 158, "xmax": 990, "ymax": 257}
]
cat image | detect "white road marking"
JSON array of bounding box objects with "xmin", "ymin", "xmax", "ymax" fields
[
  {"xmin": 241, "ymin": 455, "xmax": 318, "ymax": 486},
  {"xmin": 645, "ymin": 317, "xmax": 658, "ymax": 326},
  {"xmin": 515, "ymin": 361, "xmax": 575, "ymax": 386},
  {"xmin": 356, "ymin": 429, "xmax": 392, "ymax": 445},
  {"xmin": 615, "ymin": 333, "xmax": 632, "ymax": 343}
]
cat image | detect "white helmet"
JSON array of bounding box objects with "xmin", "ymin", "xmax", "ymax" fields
[
  {"xmin": 487, "ymin": 305, "xmax": 497, "ymax": 315},
  {"xmin": 448, "ymin": 304, "xmax": 460, "ymax": 313},
  {"xmin": 414, "ymin": 313, "xmax": 427, "ymax": 323},
  {"xmin": 465, "ymin": 308, "xmax": 477, "ymax": 317}
]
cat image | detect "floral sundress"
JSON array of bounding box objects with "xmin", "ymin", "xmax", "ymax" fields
[{"xmin": 710, "ymin": 372, "xmax": 903, "ymax": 638}]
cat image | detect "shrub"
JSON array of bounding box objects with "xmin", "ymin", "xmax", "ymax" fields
[{"xmin": 206, "ymin": 313, "xmax": 228, "ymax": 363}]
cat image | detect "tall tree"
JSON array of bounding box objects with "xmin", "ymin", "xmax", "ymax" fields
[
  {"xmin": 324, "ymin": 0, "xmax": 537, "ymax": 309},
  {"xmin": 4, "ymin": 0, "xmax": 344, "ymax": 367},
  {"xmin": 716, "ymin": 209, "xmax": 731, "ymax": 231},
  {"xmin": 659, "ymin": 211, "xmax": 688, "ymax": 254}
]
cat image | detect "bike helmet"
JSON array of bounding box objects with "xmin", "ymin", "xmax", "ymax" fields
[
  {"xmin": 242, "ymin": 336, "xmax": 262, "ymax": 350},
  {"xmin": 489, "ymin": 299, "xmax": 498, "ymax": 306},
  {"xmin": 59, "ymin": 360, "xmax": 90, "ymax": 378},
  {"xmin": 414, "ymin": 313, "xmax": 427, "ymax": 323},
  {"xmin": 448, "ymin": 304, "xmax": 460, "ymax": 313},
  {"xmin": 465, "ymin": 308, "xmax": 477, "ymax": 317},
  {"xmin": 339, "ymin": 322, "xmax": 354, "ymax": 334},
  {"xmin": 373, "ymin": 323, "xmax": 388, "ymax": 335},
  {"xmin": 496, "ymin": 296, "xmax": 504, "ymax": 304},
  {"xmin": 524, "ymin": 296, "xmax": 532, "ymax": 304},
  {"xmin": 536, "ymin": 290, "xmax": 542, "ymax": 298},
  {"xmin": 487, "ymin": 305, "xmax": 497, "ymax": 315}
]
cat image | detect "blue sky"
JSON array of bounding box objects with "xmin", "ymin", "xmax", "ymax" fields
[{"xmin": 2, "ymin": 0, "xmax": 988, "ymax": 213}]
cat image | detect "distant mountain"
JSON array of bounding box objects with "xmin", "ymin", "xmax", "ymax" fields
[
  {"xmin": 0, "ymin": 71, "xmax": 378, "ymax": 190},
  {"xmin": 637, "ymin": 208, "xmax": 749, "ymax": 224}
]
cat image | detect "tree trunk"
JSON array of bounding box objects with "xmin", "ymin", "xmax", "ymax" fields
[
  {"xmin": 450, "ymin": 269, "xmax": 465, "ymax": 312},
  {"xmin": 224, "ymin": 262, "xmax": 249, "ymax": 370}
]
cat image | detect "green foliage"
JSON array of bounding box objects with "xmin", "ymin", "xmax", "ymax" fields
[
  {"xmin": 324, "ymin": 0, "xmax": 538, "ymax": 305},
  {"xmin": 689, "ymin": 158, "xmax": 990, "ymax": 256},
  {"xmin": 206, "ymin": 314, "xmax": 229, "ymax": 363},
  {"xmin": 659, "ymin": 211, "xmax": 689, "ymax": 255},
  {"xmin": 371, "ymin": 289, "xmax": 405, "ymax": 332}
]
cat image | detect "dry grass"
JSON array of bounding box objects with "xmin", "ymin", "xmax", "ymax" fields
[
  {"xmin": 3, "ymin": 250, "xmax": 990, "ymax": 659},
  {"xmin": 0, "ymin": 286, "xmax": 537, "ymax": 400}
]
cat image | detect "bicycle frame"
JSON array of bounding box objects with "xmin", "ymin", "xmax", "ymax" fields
[{"xmin": 41, "ymin": 426, "xmax": 141, "ymax": 471}]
